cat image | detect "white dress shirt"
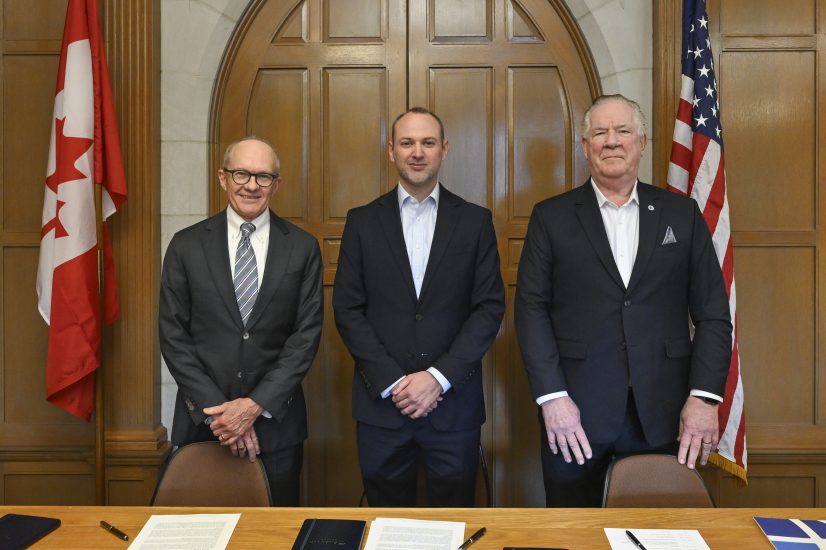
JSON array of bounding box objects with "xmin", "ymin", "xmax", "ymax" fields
[
  {"xmin": 536, "ymin": 180, "xmax": 721, "ymax": 405},
  {"xmin": 218, "ymin": 207, "xmax": 273, "ymax": 419},
  {"xmin": 380, "ymin": 184, "xmax": 451, "ymax": 398},
  {"xmin": 593, "ymin": 179, "xmax": 639, "ymax": 288}
]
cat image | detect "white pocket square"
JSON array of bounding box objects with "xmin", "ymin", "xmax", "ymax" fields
[{"xmin": 662, "ymin": 226, "xmax": 677, "ymax": 245}]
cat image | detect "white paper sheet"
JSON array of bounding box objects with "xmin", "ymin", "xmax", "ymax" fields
[
  {"xmin": 363, "ymin": 517, "xmax": 465, "ymax": 550},
  {"xmin": 127, "ymin": 513, "xmax": 241, "ymax": 550},
  {"xmin": 604, "ymin": 528, "xmax": 711, "ymax": 550}
]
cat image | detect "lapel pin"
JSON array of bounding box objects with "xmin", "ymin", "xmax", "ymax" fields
[{"xmin": 648, "ymin": 205, "xmax": 654, "ymax": 211}]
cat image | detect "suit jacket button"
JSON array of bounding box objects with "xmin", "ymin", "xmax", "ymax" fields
[
  {"xmin": 415, "ymin": 314, "xmax": 423, "ymax": 321},
  {"xmin": 242, "ymin": 332, "xmax": 250, "ymax": 340},
  {"xmin": 237, "ymin": 371, "xmax": 243, "ymax": 378},
  {"xmin": 620, "ymin": 342, "xmax": 627, "ymax": 350},
  {"xmin": 623, "ymin": 300, "xmax": 631, "ymax": 307}
]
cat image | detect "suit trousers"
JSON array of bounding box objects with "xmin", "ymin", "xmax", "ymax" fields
[
  {"xmin": 258, "ymin": 442, "xmax": 303, "ymax": 506},
  {"xmin": 357, "ymin": 418, "xmax": 480, "ymax": 507},
  {"xmin": 540, "ymin": 388, "xmax": 679, "ymax": 507}
]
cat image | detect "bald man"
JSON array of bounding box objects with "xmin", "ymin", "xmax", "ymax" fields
[{"xmin": 160, "ymin": 137, "xmax": 323, "ymax": 505}]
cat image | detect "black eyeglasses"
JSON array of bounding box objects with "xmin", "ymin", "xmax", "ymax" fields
[{"xmin": 222, "ymin": 168, "xmax": 280, "ymax": 188}]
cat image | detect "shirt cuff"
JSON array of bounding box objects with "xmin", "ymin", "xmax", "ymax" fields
[
  {"xmin": 260, "ymin": 409, "xmax": 272, "ymax": 419},
  {"xmin": 381, "ymin": 376, "xmax": 406, "ymax": 399},
  {"xmin": 427, "ymin": 367, "xmax": 451, "ymax": 393},
  {"xmin": 536, "ymin": 390, "xmax": 569, "ymax": 405},
  {"xmin": 690, "ymin": 389, "xmax": 723, "ymax": 403}
]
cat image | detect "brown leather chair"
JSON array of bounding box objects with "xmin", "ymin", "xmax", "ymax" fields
[
  {"xmin": 602, "ymin": 454, "xmax": 715, "ymax": 507},
  {"xmin": 151, "ymin": 441, "xmax": 272, "ymax": 506}
]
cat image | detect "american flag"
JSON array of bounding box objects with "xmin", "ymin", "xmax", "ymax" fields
[{"xmin": 667, "ymin": 0, "xmax": 747, "ymax": 483}]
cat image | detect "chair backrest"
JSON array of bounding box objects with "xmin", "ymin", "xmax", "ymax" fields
[
  {"xmin": 151, "ymin": 441, "xmax": 272, "ymax": 506},
  {"xmin": 603, "ymin": 454, "xmax": 715, "ymax": 507}
]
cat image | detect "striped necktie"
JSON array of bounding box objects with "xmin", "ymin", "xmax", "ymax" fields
[{"xmin": 234, "ymin": 222, "xmax": 258, "ymax": 325}]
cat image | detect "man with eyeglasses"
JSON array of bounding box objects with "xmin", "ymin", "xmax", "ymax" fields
[{"xmin": 160, "ymin": 137, "xmax": 323, "ymax": 505}]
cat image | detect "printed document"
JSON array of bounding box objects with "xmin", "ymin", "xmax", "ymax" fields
[
  {"xmin": 128, "ymin": 513, "xmax": 240, "ymax": 550},
  {"xmin": 363, "ymin": 517, "xmax": 465, "ymax": 550},
  {"xmin": 604, "ymin": 528, "xmax": 711, "ymax": 550}
]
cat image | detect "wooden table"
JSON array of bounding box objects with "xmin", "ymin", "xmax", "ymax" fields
[{"xmin": 3, "ymin": 506, "xmax": 816, "ymax": 548}]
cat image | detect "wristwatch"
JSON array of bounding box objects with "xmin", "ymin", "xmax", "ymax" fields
[{"xmin": 695, "ymin": 395, "xmax": 720, "ymax": 405}]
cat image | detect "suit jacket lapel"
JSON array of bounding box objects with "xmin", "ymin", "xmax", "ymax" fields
[
  {"xmin": 377, "ymin": 188, "xmax": 417, "ymax": 300},
  {"xmin": 246, "ymin": 210, "xmax": 293, "ymax": 329},
  {"xmin": 419, "ymin": 185, "xmax": 460, "ymax": 299},
  {"xmin": 627, "ymin": 182, "xmax": 661, "ymax": 293},
  {"xmin": 202, "ymin": 210, "xmax": 244, "ymax": 328},
  {"xmin": 575, "ymin": 182, "xmax": 625, "ymax": 290}
]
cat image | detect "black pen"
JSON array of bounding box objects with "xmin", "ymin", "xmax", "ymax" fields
[
  {"xmin": 625, "ymin": 530, "xmax": 647, "ymax": 550},
  {"xmin": 100, "ymin": 520, "xmax": 129, "ymax": 541},
  {"xmin": 457, "ymin": 527, "xmax": 488, "ymax": 550},
  {"xmin": 458, "ymin": 527, "xmax": 486, "ymax": 550}
]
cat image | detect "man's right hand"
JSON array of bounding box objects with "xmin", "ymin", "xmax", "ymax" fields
[{"xmin": 541, "ymin": 396, "xmax": 593, "ymax": 465}]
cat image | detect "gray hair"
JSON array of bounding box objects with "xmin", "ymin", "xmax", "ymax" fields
[{"xmin": 581, "ymin": 94, "xmax": 647, "ymax": 138}]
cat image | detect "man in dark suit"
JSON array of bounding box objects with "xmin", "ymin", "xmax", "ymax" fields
[
  {"xmin": 333, "ymin": 107, "xmax": 505, "ymax": 507},
  {"xmin": 515, "ymin": 95, "xmax": 732, "ymax": 507},
  {"xmin": 160, "ymin": 137, "xmax": 323, "ymax": 506}
]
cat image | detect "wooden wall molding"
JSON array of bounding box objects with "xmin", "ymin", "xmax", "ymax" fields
[
  {"xmin": 100, "ymin": 0, "xmax": 169, "ymax": 503},
  {"xmin": 652, "ymin": 0, "xmax": 680, "ymax": 186}
]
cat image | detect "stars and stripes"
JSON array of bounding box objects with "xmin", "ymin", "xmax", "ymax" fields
[{"xmin": 667, "ymin": 0, "xmax": 747, "ymax": 483}]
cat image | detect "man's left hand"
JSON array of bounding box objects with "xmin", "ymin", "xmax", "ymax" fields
[
  {"xmin": 391, "ymin": 371, "xmax": 443, "ymax": 419},
  {"xmin": 204, "ymin": 397, "xmax": 263, "ymax": 446},
  {"xmin": 677, "ymin": 396, "xmax": 719, "ymax": 469}
]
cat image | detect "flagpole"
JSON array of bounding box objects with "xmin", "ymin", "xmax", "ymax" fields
[{"xmin": 94, "ymin": 182, "xmax": 105, "ymax": 505}]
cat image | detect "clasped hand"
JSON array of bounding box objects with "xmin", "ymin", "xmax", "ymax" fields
[
  {"xmin": 391, "ymin": 371, "xmax": 443, "ymax": 419},
  {"xmin": 204, "ymin": 397, "xmax": 263, "ymax": 462}
]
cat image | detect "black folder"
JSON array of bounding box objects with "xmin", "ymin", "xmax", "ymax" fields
[
  {"xmin": 0, "ymin": 513, "xmax": 61, "ymax": 550},
  {"xmin": 292, "ymin": 518, "xmax": 366, "ymax": 550}
]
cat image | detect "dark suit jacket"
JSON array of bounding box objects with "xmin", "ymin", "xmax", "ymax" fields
[
  {"xmin": 515, "ymin": 181, "xmax": 732, "ymax": 447},
  {"xmin": 159, "ymin": 208, "xmax": 323, "ymax": 453},
  {"xmin": 333, "ymin": 185, "xmax": 505, "ymax": 431}
]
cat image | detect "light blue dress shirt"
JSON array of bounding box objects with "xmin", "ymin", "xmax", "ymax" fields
[{"xmin": 380, "ymin": 183, "xmax": 451, "ymax": 398}]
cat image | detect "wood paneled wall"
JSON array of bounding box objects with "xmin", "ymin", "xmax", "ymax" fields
[
  {"xmin": 654, "ymin": 0, "xmax": 826, "ymax": 506},
  {"xmin": 0, "ymin": 0, "xmax": 166, "ymax": 505},
  {"xmin": 4, "ymin": 0, "xmax": 824, "ymax": 507}
]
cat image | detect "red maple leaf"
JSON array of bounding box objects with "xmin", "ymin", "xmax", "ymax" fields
[
  {"xmin": 45, "ymin": 116, "xmax": 93, "ymax": 194},
  {"xmin": 41, "ymin": 200, "xmax": 69, "ymax": 239}
]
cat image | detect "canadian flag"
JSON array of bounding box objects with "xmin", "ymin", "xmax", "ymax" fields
[{"xmin": 36, "ymin": 0, "xmax": 127, "ymax": 420}]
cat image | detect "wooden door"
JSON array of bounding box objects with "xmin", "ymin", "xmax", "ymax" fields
[{"xmin": 212, "ymin": 0, "xmax": 598, "ymax": 506}]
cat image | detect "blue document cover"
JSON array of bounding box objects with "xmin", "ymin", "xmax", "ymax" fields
[
  {"xmin": 754, "ymin": 516, "xmax": 826, "ymax": 549},
  {"xmin": 0, "ymin": 514, "xmax": 61, "ymax": 550},
  {"xmin": 292, "ymin": 518, "xmax": 366, "ymax": 550}
]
